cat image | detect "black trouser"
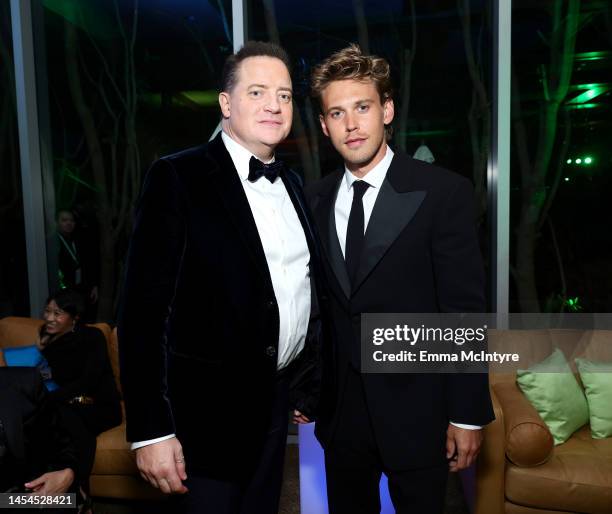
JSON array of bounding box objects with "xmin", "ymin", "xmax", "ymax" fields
[
  {"xmin": 324, "ymin": 368, "xmax": 448, "ymax": 514},
  {"xmin": 173, "ymin": 373, "xmax": 291, "ymax": 514},
  {"xmin": 55, "ymin": 404, "xmax": 97, "ymax": 494}
]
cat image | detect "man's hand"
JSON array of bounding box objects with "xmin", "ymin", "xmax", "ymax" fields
[
  {"xmin": 292, "ymin": 409, "xmax": 311, "ymax": 424},
  {"xmin": 446, "ymin": 424, "xmax": 483, "ymax": 472},
  {"xmin": 136, "ymin": 437, "xmax": 188, "ymax": 494},
  {"xmin": 25, "ymin": 468, "xmax": 74, "ymax": 494}
]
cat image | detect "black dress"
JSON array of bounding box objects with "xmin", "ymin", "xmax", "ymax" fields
[{"xmin": 41, "ymin": 325, "xmax": 122, "ymax": 488}]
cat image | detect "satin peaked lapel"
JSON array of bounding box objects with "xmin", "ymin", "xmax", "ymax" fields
[
  {"xmin": 281, "ymin": 173, "xmax": 318, "ymax": 261},
  {"xmin": 206, "ymin": 135, "xmax": 274, "ymax": 290},
  {"xmin": 352, "ymin": 178, "xmax": 426, "ymax": 294},
  {"xmin": 311, "ymin": 176, "xmax": 351, "ymax": 299}
]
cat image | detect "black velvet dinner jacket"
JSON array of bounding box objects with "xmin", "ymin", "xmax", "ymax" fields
[
  {"xmin": 118, "ymin": 134, "xmax": 323, "ymax": 480},
  {"xmin": 306, "ymin": 149, "xmax": 494, "ymax": 469}
]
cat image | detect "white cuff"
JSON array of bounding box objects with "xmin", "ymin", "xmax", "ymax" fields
[
  {"xmin": 450, "ymin": 422, "xmax": 482, "ymax": 430},
  {"xmin": 130, "ymin": 434, "xmax": 176, "ymax": 450}
]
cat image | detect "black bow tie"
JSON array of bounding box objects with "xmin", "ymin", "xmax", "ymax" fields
[{"xmin": 248, "ymin": 156, "xmax": 285, "ymax": 183}]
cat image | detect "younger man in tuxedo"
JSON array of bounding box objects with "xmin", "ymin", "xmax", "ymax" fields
[
  {"xmin": 119, "ymin": 42, "xmax": 322, "ymax": 514},
  {"xmin": 306, "ymin": 44, "xmax": 494, "ymax": 513}
]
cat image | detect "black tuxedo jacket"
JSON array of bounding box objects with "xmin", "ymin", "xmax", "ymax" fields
[
  {"xmin": 306, "ymin": 149, "xmax": 494, "ymax": 470},
  {"xmin": 118, "ymin": 134, "xmax": 323, "ymax": 481}
]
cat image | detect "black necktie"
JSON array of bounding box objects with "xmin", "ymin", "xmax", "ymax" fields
[
  {"xmin": 248, "ymin": 156, "xmax": 285, "ymax": 183},
  {"xmin": 345, "ymin": 180, "xmax": 370, "ymax": 287}
]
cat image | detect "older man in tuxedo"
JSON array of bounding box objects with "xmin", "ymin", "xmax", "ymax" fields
[
  {"xmin": 118, "ymin": 41, "xmax": 323, "ymax": 514},
  {"xmin": 306, "ymin": 44, "xmax": 494, "ymax": 514}
]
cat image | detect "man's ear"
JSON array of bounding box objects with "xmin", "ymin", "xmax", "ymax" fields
[
  {"xmin": 219, "ymin": 92, "xmax": 231, "ymax": 119},
  {"xmin": 383, "ymin": 98, "xmax": 395, "ymax": 125},
  {"xmin": 319, "ymin": 114, "xmax": 330, "ymax": 137}
]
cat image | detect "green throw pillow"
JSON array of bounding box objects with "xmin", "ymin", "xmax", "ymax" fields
[
  {"xmin": 575, "ymin": 358, "xmax": 612, "ymax": 439},
  {"xmin": 517, "ymin": 348, "xmax": 589, "ymax": 445}
]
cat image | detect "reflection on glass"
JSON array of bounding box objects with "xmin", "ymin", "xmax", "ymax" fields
[
  {"xmin": 510, "ymin": 1, "xmax": 612, "ymax": 312},
  {"xmin": 39, "ymin": 0, "xmax": 231, "ymax": 321},
  {"xmin": 0, "ymin": 1, "xmax": 29, "ymax": 316}
]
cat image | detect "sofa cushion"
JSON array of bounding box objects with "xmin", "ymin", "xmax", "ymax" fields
[
  {"xmin": 0, "ymin": 317, "xmax": 44, "ymax": 348},
  {"xmin": 505, "ymin": 426, "xmax": 612, "ymax": 514},
  {"xmin": 493, "ymin": 381, "xmax": 554, "ymax": 466},
  {"xmin": 517, "ymin": 348, "xmax": 589, "ymax": 445},
  {"xmin": 92, "ymin": 422, "xmax": 139, "ymax": 475},
  {"xmin": 576, "ymin": 358, "xmax": 612, "ymax": 439}
]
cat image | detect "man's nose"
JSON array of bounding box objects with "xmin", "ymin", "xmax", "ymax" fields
[
  {"xmin": 345, "ymin": 112, "xmax": 358, "ymax": 131},
  {"xmin": 265, "ymin": 93, "xmax": 281, "ymax": 113}
]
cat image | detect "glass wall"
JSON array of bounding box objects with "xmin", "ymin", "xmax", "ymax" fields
[
  {"xmin": 248, "ymin": 0, "xmax": 494, "ymax": 304},
  {"xmin": 37, "ymin": 0, "xmax": 231, "ymax": 321},
  {"xmin": 0, "ymin": 1, "xmax": 29, "ymax": 317},
  {"xmin": 510, "ymin": 1, "xmax": 612, "ymax": 312},
  {"xmin": 12, "ymin": 1, "xmax": 611, "ymax": 317}
]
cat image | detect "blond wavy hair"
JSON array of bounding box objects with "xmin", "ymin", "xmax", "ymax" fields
[{"xmin": 311, "ymin": 44, "xmax": 393, "ymax": 137}]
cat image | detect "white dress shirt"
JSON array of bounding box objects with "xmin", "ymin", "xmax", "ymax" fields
[
  {"xmin": 334, "ymin": 144, "xmax": 480, "ymax": 432},
  {"xmin": 132, "ymin": 133, "xmax": 311, "ymax": 450}
]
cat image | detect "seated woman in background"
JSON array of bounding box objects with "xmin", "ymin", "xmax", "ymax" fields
[{"xmin": 37, "ymin": 289, "xmax": 122, "ymax": 511}]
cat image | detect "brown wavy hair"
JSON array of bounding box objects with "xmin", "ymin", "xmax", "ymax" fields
[{"xmin": 311, "ymin": 44, "xmax": 392, "ymax": 102}]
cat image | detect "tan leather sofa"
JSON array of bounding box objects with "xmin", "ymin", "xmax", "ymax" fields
[
  {"xmin": 0, "ymin": 316, "xmax": 163, "ymax": 501},
  {"xmin": 475, "ymin": 329, "xmax": 612, "ymax": 514}
]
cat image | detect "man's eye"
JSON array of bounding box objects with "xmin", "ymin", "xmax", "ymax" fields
[
  {"xmin": 358, "ymin": 104, "xmax": 369, "ymax": 112},
  {"xmin": 249, "ymin": 90, "xmax": 262, "ymax": 97},
  {"xmin": 330, "ymin": 111, "xmax": 342, "ymax": 119}
]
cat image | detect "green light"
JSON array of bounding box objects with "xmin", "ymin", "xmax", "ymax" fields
[
  {"xmin": 575, "ymin": 51, "xmax": 611, "ymax": 62},
  {"xmin": 567, "ymin": 85, "xmax": 610, "ymax": 104},
  {"xmin": 584, "ymin": 157, "xmax": 592, "ymax": 164},
  {"xmin": 566, "ymin": 103, "xmax": 601, "ymax": 110},
  {"xmin": 176, "ymin": 90, "xmax": 219, "ymax": 107},
  {"xmin": 575, "ymin": 158, "xmax": 582, "ymax": 164},
  {"xmin": 566, "ymin": 159, "xmax": 572, "ymax": 164}
]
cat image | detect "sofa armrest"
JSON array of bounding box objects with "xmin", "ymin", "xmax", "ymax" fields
[
  {"xmin": 474, "ymin": 384, "xmax": 506, "ymax": 514},
  {"xmin": 493, "ymin": 381, "xmax": 553, "ymax": 467}
]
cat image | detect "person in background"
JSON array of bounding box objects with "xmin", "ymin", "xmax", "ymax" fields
[
  {"xmin": 37, "ymin": 289, "xmax": 122, "ymax": 511},
  {"xmin": 56, "ymin": 209, "xmax": 99, "ymax": 320}
]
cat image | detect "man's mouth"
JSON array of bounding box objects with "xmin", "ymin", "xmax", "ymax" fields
[{"xmin": 345, "ymin": 137, "xmax": 366, "ymax": 148}]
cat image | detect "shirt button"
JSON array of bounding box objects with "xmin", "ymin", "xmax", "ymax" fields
[
  {"xmin": 265, "ymin": 346, "xmax": 277, "ymax": 357},
  {"xmin": 267, "ymin": 300, "xmax": 276, "ymax": 309}
]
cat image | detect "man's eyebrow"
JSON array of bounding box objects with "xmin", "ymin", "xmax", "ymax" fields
[
  {"xmin": 325, "ymin": 98, "xmax": 373, "ymax": 114},
  {"xmin": 247, "ymin": 84, "xmax": 293, "ymax": 93}
]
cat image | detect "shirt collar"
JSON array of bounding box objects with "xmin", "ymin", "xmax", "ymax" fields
[
  {"xmin": 343, "ymin": 145, "xmax": 394, "ymax": 191},
  {"xmin": 221, "ymin": 131, "xmax": 275, "ymax": 182}
]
